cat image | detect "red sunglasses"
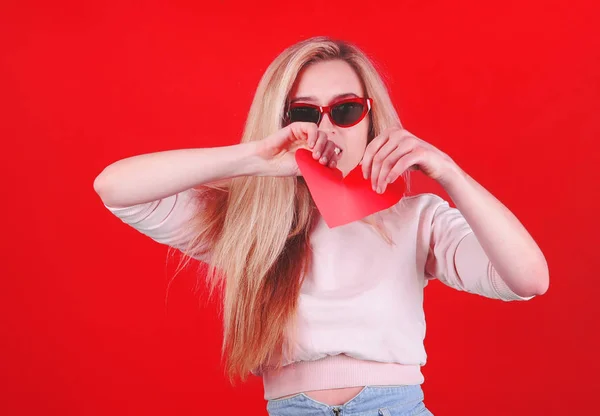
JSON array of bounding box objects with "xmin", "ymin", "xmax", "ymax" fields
[{"xmin": 285, "ymin": 97, "xmax": 373, "ymax": 128}]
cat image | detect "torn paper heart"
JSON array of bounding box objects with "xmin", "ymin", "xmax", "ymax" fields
[{"xmin": 295, "ymin": 149, "xmax": 405, "ymax": 228}]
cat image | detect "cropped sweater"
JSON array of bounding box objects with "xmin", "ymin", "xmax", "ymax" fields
[{"xmin": 105, "ymin": 189, "xmax": 532, "ymax": 400}]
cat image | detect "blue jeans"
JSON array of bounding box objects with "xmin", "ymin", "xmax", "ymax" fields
[{"xmin": 266, "ymin": 385, "xmax": 434, "ymax": 415}]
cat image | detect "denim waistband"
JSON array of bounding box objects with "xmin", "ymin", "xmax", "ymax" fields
[{"xmin": 266, "ymin": 384, "xmax": 433, "ymax": 416}]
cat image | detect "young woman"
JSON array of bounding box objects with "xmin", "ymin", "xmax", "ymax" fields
[{"xmin": 94, "ymin": 36, "xmax": 549, "ymax": 415}]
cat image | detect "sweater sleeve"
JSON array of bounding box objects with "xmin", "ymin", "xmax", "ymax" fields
[
  {"xmin": 424, "ymin": 198, "xmax": 533, "ymax": 301},
  {"xmin": 104, "ymin": 188, "xmax": 209, "ymax": 262}
]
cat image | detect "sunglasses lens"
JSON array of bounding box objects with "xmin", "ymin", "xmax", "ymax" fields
[
  {"xmin": 331, "ymin": 102, "xmax": 365, "ymax": 126},
  {"xmin": 289, "ymin": 107, "xmax": 321, "ymax": 124}
]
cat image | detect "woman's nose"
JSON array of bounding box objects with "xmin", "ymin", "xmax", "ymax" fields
[{"xmin": 318, "ymin": 112, "xmax": 335, "ymax": 131}]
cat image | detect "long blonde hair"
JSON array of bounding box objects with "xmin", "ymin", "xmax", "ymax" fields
[{"xmin": 177, "ymin": 36, "xmax": 406, "ymax": 383}]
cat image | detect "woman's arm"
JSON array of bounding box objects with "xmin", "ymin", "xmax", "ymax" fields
[
  {"xmin": 93, "ymin": 143, "xmax": 273, "ymax": 260},
  {"xmin": 93, "ymin": 123, "xmax": 341, "ymax": 258},
  {"xmin": 362, "ymin": 126, "xmax": 549, "ymax": 299},
  {"xmin": 94, "ymin": 121, "xmax": 343, "ymax": 208},
  {"xmin": 93, "ymin": 122, "xmax": 340, "ymax": 208},
  {"xmin": 93, "ymin": 142, "xmax": 269, "ymax": 208},
  {"xmin": 442, "ymin": 164, "xmax": 549, "ymax": 298}
]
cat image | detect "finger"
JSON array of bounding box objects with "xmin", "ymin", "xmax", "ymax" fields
[
  {"xmin": 289, "ymin": 122, "xmax": 317, "ymax": 147},
  {"xmin": 361, "ymin": 129, "xmax": 392, "ymax": 179},
  {"xmin": 381, "ymin": 151, "xmax": 422, "ymax": 193},
  {"xmin": 370, "ymin": 139, "xmax": 402, "ymax": 191},
  {"xmin": 376, "ymin": 142, "xmax": 415, "ymax": 192},
  {"xmin": 328, "ymin": 145, "xmax": 342, "ymax": 169},
  {"xmin": 304, "ymin": 123, "xmax": 318, "ymax": 149},
  {"xmin": 319, "ymin": 140, "xmax": 337, "ymax": 165},
  {"xmin": 312, "ymin": 131, "xmax": 328, "ymax": 160}
]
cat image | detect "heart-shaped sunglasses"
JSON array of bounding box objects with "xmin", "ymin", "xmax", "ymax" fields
[{"xmin": 285, "ymin": 97, "xmax": 373, "ymax": 128}]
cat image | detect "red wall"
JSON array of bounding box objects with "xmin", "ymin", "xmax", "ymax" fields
[{"xmin": 1, "ymin": 1, "xmax": 599, "ymax": 414}]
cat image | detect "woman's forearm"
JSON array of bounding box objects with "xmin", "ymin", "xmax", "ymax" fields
[
  {"xmin": 93, "ymin": 142, "xmax": 269, "ymax": 208},
  {"xmin": 442, "ymin": 164, "xmax": 550, "ymax": 297}
]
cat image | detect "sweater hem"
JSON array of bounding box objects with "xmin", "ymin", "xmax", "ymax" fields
[{"xmin": 262, "ymin": 354, "xmax": 424, "ymax": 400}]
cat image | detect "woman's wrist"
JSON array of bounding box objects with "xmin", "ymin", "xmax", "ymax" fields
[{"xmin": 235, "ymin": 141, "xmax": 277, "ymax": 177}]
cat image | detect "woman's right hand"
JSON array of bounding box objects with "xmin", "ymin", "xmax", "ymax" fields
[{"xmin": 255, "ymin": 122, "xmax": 343, "ymax": 176}]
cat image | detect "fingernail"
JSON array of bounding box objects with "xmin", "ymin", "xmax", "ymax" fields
[
  {"xmin": 320, "ymin": 157, "xmax": 327, "ymax": 164},
  {"xmin": 314, "ymin": 151, "xmax": 320, "ymax": 158},
  {"xmin": 330, "ymin": 161, "xmax": 336, "ymax": 168},
  {"xmin": 376, "ymin": 187, "xmax": 382, "ymax": 194}
]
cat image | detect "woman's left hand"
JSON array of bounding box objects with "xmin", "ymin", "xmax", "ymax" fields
[{"xmin": 361, "ymin": 127, "xmax": 459, "ymax": 193}]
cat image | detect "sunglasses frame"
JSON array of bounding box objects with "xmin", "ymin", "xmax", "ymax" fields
[{"xmin": 285, "ymin": 97, "xmax": 373, "ymax": 128}]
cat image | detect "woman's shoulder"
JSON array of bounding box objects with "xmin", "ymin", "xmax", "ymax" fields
[
  {"xmin": 371, "ymin": 192, "xmax": 448, "ymax": 231},
  {"xmin": 391, "ymin": 192, "xmax": 448, "ymax": 214}
]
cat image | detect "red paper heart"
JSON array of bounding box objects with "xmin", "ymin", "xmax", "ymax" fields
[{"xmin": 295, "ymin": 149, "xmax": 405, "ymax": 228}]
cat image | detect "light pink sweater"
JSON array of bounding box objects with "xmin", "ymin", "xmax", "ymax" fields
[{"xmin": 105, "ymin": 190, "xmax": 532, "ymax": 400}]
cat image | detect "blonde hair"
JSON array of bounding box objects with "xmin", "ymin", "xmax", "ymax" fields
[{"xmin": 176, "ymin": 36, "xmax": 409, "ymax": 383}]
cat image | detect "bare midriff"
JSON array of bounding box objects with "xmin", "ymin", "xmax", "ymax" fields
[{"xmin": 277, "ymin": 386, "xmax": 365, "ymax": 406}]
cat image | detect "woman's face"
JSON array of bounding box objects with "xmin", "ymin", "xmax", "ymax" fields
[{"xmin": 289, "ymin": 59, "xmax": 370, "ymax": 176}]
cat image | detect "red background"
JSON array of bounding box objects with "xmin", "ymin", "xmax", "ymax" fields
[{"xmin": 1, "ymin": 1, "xmax": 599, "ymax": 414}]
